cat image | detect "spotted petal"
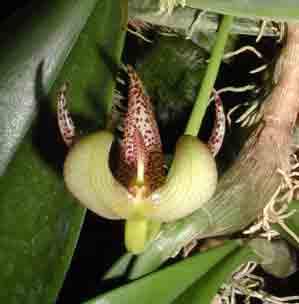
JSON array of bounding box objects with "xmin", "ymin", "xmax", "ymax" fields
[{"xmin": 117, "ymin": 65, "xmax": 165, "ymax": 192}]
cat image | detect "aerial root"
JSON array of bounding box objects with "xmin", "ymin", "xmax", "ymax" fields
[
  {"xmin": 256, "ymin": 20, "xmax": 268, "ymax": 42},
  {"xmin": 249, "ymin": 64, "xmax": 268, "ymax": 74},
  {"xmin": 223, "ymin": 45, "xmax": 263, "ymax": 60},
  {"xmin": 227, "ymin": 100, "xmax": 261, "ymax": 128},
  {"xmin": 127, "ymin": 19, "xmax": 152, "ymax": 43},
  {"xmin": 215, "ymin": 261, "xmax": 299, "ymax": 304},
  {"xmin": 243, "ymin": 156, "xmax": 299, "ymax": 244},
  {"xmin": 158, "ymin": 0, "xmax": 186, "ymax": 15}
]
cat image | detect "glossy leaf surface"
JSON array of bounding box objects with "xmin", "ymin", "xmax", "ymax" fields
[
  {"xmin": 173, "ymin": 245, "xmax": 255, "ymax": 304},
  {"xmin": 0, "ymin": 0, "xmax": 126, "ymax": 303},
  {"xmin": 0, "ymin": 0, "xmax": 98, "ymax": 176},
  {"xmin": 84, "ymin": 241, "xmax": 240, "ymax": 304}
]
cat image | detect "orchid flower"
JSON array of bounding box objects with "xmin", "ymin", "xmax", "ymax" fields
[{"xmin": 57, "ymin": 66, "xmax": 223, "ymax": 253}]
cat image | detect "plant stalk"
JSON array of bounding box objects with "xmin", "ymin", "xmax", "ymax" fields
[{"xmin": 185, "ymin": 15, "xmax": 233, "ymax": 136}]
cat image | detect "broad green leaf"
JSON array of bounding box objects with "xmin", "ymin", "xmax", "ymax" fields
[
  {"xmin": 129, "ymin": 5, "xmax": 279, "ymax": 38},
  {"xmin": 173, "ymin": 245, "xmax": 255, "ymax": 304},
  {"xmin": 174, "ymin": 239, "xmax": 296, "ymax": 304},
  {"xmin": 0, "ymin": 131, "xmax": 85, "ymax": 304},
  {"xmin": 0, "ymin": 0, "xmax": 99, "ymax": 176},
  {"xmin": 0, "ymin": 1, "xmax": 126, "ymax": 303},
  {"xmin": 129, "ymin": 0, "xmax": 299, "ymax": 21},
  {"xmin": 186, "ymin": 0, "xmax": 299, "ymax": 21},
  {"xmin": 84, "ymin": 241, "xmax": 240, "ymax": 304}
]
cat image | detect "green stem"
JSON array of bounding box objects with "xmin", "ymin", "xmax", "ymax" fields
[
  {"xmin": 125, "ymin": 217, "xmax": 161, "ymax": 254},
  {"xmin": 185, "ymin": 15, "xmax": 233, "ymax": 136},
  {"xmin": 125, "ymin": 217, "xmax": 148, "ymax": 254}
]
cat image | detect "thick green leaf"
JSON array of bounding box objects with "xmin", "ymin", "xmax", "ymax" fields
[
  {"xmin": 186, "ymin": 0, "xmax": 299, "ymax": 21},
  {"xmin": 0, "ymin": 0, "xmax": 97, "ymax": 176},
  {"xmin": 84, "ymin": 241, "xmax": 240, "ymax": 304},
  {"xmin": 0, "ymin": 1, "xmax": 126, "ymax": 303},
  {"xmin": 174, "ymin": 239, "xmax": 297, "ymax": 304},
  {"xmin": 173, "ymin": 245, "xmax": 255, "ymax": 304},
  {"xmin": 129, "ymin": 5, "xmax": 280, "ymax": 38},
  {"xmin": 129, "ymin": 0, "xmax": 299, "ymax": 21},
  {"xmin": 0, "ymin": 131, "xmax": 85, "ymax": 304}
]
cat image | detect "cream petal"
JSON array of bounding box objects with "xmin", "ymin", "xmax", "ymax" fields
[
  {"xmin": 64, "ymin": 132, "xmax": 217, "ymax": 223},
  {"xmin": 64, "ymin": 131, "xmax": 135, "ymax": 219},
  {"xmin": 149, "ymin": 135, "xmax": 218, "ymax": 222}
]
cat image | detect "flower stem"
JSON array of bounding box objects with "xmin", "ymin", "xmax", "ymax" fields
[
  {"xmin": 125, "ymin": 217, "xmax": 148, "ymax": 254},
  {"xmin": 185, "ymin": 15, "xmax": 233, "ymax": 137},
  {"xmin": 125, "ymin": 217, "xmax": 161, "ymax": 254}
]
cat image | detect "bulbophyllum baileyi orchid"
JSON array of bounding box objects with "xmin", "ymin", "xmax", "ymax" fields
[{"xmin": 57, "ymin": 66, "xmax": 221, "ymax": 253}]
